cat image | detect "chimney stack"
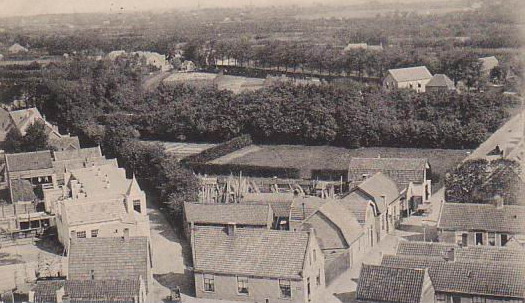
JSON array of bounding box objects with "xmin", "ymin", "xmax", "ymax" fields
[
  {"xmin": 442, "ymin": 248, "xmax": 455, "ymax": 262},
  {"xmin": 494, "ymin": 195, "xmax": 504, "ymax": 209},
  {"xmin": 226, "ymin": 223, "xmax": 236, "ymax": 236}
]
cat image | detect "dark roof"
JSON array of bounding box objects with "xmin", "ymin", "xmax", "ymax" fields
[
  {"xmin": 290, "ymin": 196, "xmax": 330, "ymax": 221},
  {"xmin": 381, "ymin": 255, "xmax": 525, "ymax": 298},
  {"xmin": 10, "ymin": 179, "xmax": 37, "ymax": 202},
  {"xmin": 5, "ymin": 150, "xmax": 53, "ymax": 172},
  {"xmin": 397, "ymin": 241, "xmax": 525, "ymax": 264},
  {"xmin": 426, "ymin": 74, "xmax": 455, "ymax": 89},
  {"xmin": 32, "ymin": 279, "xmax": 141, "ymax": 303},
  {"xmin": 340, "ymin": 192, "xmax": 372, "ymax": 224},
  {"xmin": 193, "ymin": 226, "xmax": 310, "ymax": 279},
  {"xmin": 348, "ymin": 158, "xmax": 428, "ymax": 189},
  {"xmin": 68, "ymin": 237, "xmax": 149, "ymax": 285},
  {"xmin": 241, "ymin": 192, "xmax": 294, "ymax": 217},
  {"xmin": 49, "ymin": 136, "xmax": 81, "ymax": 151},
  {"xmin": 53, "ymin": 146, "xmax": 102, "ymax": 161},
  {"xmin": 438, "ymin": 203, "xmax": 525, "ymax": 233},
  {"xmin": 397, "ymin": 241, "xmax": 457, "ymax": 258},
  {"xmin": 184, "ymin": 202, "xmax": 271, "ymax": 226},
  {"xmin": 387, "ymin": 66, "xmax": 433, "ymax": 82},
  {"xmin": 356, "ymin": 264, "xmax": 428, "ymax": 303}
]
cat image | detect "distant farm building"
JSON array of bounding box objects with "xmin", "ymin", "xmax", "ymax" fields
[{"xmin": 383, "ymin": 66, "xmax": 433, "ymax": 93}]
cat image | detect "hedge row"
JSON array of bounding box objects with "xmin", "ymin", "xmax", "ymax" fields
[
  {"xmin": 183, "ymin": 134, "xmax": 253, "ymax": 163},
  {"xmin": 187, "ymin": 162, "xmax": 301, "ymax": 179},
  {"xmin": 311, "ymin": 169, "xmax": 349, "ymax": 182}
]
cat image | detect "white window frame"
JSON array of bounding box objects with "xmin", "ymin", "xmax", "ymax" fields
[
  {"xmin": 237, "ymin": 276, "xmax": 249, "ymax": 295},
  {"xmin": 203, "ymin": 274, "xmax": 215, "ymax": 292},
  {"xmin": 279, "ymin": 279, "xmax": 291, "ymax": 299}
]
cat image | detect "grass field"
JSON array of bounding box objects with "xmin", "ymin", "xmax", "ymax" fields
[{"xmin": 212, "ymin": 145, "xmax": 471, "ymax": 190}]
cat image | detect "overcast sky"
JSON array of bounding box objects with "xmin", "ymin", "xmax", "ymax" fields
[{"xmin": 0, "ymin": 0, "xmax": 370, "ymax": 17}]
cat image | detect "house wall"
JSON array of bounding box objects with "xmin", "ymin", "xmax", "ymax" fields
[
  {"xmin": 397, "ymin": 79, "xmax": 432, "ymax": 92},
  {"xmin": 420, "ymin": 273, "xmax": 436, "ymax": 303},
  {"xmin": 436, "ymin": 292, "xmax": 523, "ymax": 303},
  {"xmin": 438, "ymin": 229, "xmax": 516, "ymax": 247},
  {"xmin": 195, "ymin": 274, "xmax": 306, "ymax": 303}
]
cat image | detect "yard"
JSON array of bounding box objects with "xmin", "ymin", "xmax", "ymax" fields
[{"xmin": 211, "ymin": 145, "xmax": 471, "ymax": 191}]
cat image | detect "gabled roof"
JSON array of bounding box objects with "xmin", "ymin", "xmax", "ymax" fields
[
  {"xmin": 479, "ymin": 56, "xmax": 499, "ymax": 72},
  {"xmin": 5, "ymin": 150, "xmax": 53, "ymax": 172},
  {"xmin": 355, "ymin": 172, "xmax": 400, "ymax": 213},
  {"xmin": 381, "ymin": 255, "xmax": 525, "ymax": 299},
  {"xmin": 340, "ymin": 192, "xmax": 373, "ymax": 224},
  {"xmin": 62, "ymin": 198, "xmax": 131, "ymax": 226},
  {"xmin": 387, "ymin": 66, "xmax": 432, "ymax": 82},
  {"xmin": 8, "ymin": 43, "xmax": 28, "ymax": 53},
  {"xmin": 290, "ymin": 196, "xmax": 330, "ymax": 221},
  {"xmin": 241, "ymin": 193, "xmax": 294, "ymax": 217},
  {"xmin": 438, "ymin": 202, "xmax": 525, "ymax": 233},
  {"xmin": 184, "ymin": 202, "xmax": 271, "ymax": 226},
  {"xmin": 426, "ymin": 74, "xmax": 455, "ymax": 89},
  {"xmin": 32, "ymin": 279, "xmax": 142, "ymax": 303},
  {"xmin": 356, "ymin": 264, "xmax": 428, "ymax": 303},
  {"xmin": 54, "ymin": 146, "xmax": 102, "ymax": 161},
  {"xmin": 49, "ymin": 136, "xmax": 81, "ymax": 151},
  {"xmin": 397, "ymin": 241, "xmax": 525, "ymax": 264},
  {"xmin": 348, "ymin": 157, "xmax": 429, "ymax": 189},
  {"xmin": 68, "ymin": 237, "xmax": 149, "ymax": 284},
  {"xmin": 303, "ymin": 200, "xmax": 363, "ymax": 249},
  {"xmin": 193, "ymin": 227, "xmax": 310, "ymax": 279}
]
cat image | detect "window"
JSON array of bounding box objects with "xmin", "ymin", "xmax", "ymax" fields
[
  {"xmin": 237, "ymin": 276, "xmax": 249, "ymax": 295},
  {"xmin": 133, "ymin": 199, "xmax": 141, "ymax": 213},
  {"xmin": 472, "ymin": 297, "xmax": 486, "ymax": 303},
  {"xmin": 501, "ymin": 234, "xmax": 509, "ymax": 246},
  {"xmin": 461, "ymin": 233, "xmax": 468, "ymax": 246},
  {"xmin": 316, "ymin": 269, "xmax": 321, "ymax": 286},
  {"xmin": 417, "ymin": 83, "xmax": 422, "ymax": 88},
  {"xmin": 435, "ymin": 293, "xmax": 446, "ymax": 302},
  {"xmin": 475, "ymin": 232, "xmax": 483, "ymax": 245},
  {"xmin": 313, "ymin": 249, "xmax": 316, "ymax": 262},
  {"xmin": 409, "ymin": 83, "xmax": 413, "ymax": 89},
  {"xmin": 452, "ymin": 297, "xmax": 461, "ymax": 303},
  {"xmin": 203, "ymin": 274, "xmax": 215, "ymax": 292},
  {"xmin": 307, "ymin": 277, "xmax": 311, "ymax": 301},
  {"xmin": 488, "ymin": 233, "xmax": 496, "ymax": 246},
  {"xmin": 279, "ymin": 279, "xmax": 291, "ymax": 298},
  {"xmin": 91, "ymin": 229, "xmax": 99, "ymax": 238},
  {"xmin": 90, "ymin": 269, "xmax": 95, "ymax": 280},
  {"xmin": 77, "ymin": 231, "xmax": 86, "ymax": 238}
]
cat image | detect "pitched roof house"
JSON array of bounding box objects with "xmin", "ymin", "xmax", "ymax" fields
[
  {"xmin": 348, "ymin": 157, "xmax": 432, "ymax": 211},
  {"xmin": 438, "ymin": 202, "xmax": 525, "ymax": 247},
  {"xmin": 355, "ymin": 264, "xmax": 435, "ymax": 303},
  {"xmin": 30, "ymin": 279, "xmax": 147, "ymax": 303},
  {"xmin": 183, "ymin": 202, "xmax": 273, "ymax": 238},
  {"xmin": 383, "ymin": 66, "xmax": 433, "ymax": 92},
  {"xmin": 425, "ymin": 74, "xmax": 456, "ymax": 92},
  {"xmin": 192, "ymin": 226, "xmax": 325, "ymax": 302},
  {"xmin": 8, "ymin": 43, "xmax": 28, "ymax": 54},
  {"xmin": 68, "ymin": 236, "xmax": 152, "ymax": 293},
  {"xmin": 55, "ymin": 164, "xmax": 149, "ymax": 246},
  {"xmin": 479, "ymin": 56, "xmax": 499, "ymax": 73},
  {"xmin": 381, "ymin": 254, "xmax": 525, "ymax": 301}
]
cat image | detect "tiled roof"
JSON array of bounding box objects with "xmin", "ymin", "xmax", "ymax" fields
[
  {"xmin": 426, "ymin": 74, "xmax": 455, "ymax": 89},
  {"xmin": 356, "ymin": 264, "xmax": 427, "ymax": 303},
  {"xmin": 69, "ymin": 164, "xmax": 134, "ymax": 199},
  {"xmin": 397, "ymin": 241, "xmax": 525, "ymax": 264},
  {"xmin": 6, "ymin": 150, "xmax": 53, "ymax": 172},
  {"xmin": 387, "ymin": 66, "xmax": 432, "ymax": 82},
  {"xmin": 438, "ymin": 203, "xmax": 525, "ymax": 233},
  {"xmin": 193, "ymin": 227, "xmax": 310, "ymax": 279},
  {"xmin": 348, "ymin": 157, "xmax": 428, "ymax": 189},
  {"xmin": 49, "ymin": 136, "xmax": 81, "ymax": 151},
  {"xmin": 241, "ymin": 192, "xmax": 294, "ymax": 217},
  {"xmin": 62, "ymin": 198, "xmax": 131, "ymax": 226},
  {"xmin": 10, "ymin": 179, "xmax": 37, "ymax": 202},
  {"xmin": 381, "ymin": 255, "xmax": 525, "ymax": 298},
  {"xmin": 340, "ymin": 192, "xmax": 370, "ymax": 224},
  {"xmin": 184, "ymin": 202, "xmax": 271, "ymax": 226},
  {"xmin": 68, "ymin": 237, "xmax": 149, "ymax": 283},
  {"xmin": 32, "ymin": 279, "xmax": 141, "ymax": 303},
  {"xmin": 355, "ymin": 172, "xmax": 400, "ymax": 213},
  {"xmin": 397, "ymin": 241, "xmax": 457, "ymax": 258},
  {"xmin": 290, "ymin": 196, "xmax": 330, "ymax": 221},
  {"xmin": 304, "ymin": 200, "xmax": 363, "ymax": 249},
  {"xmin": 479, "ymin": 56, "xmax": 499, "ymax": 72},
  {"xmin": 53, "ymin": 147, "xmax": 102, "ymax": 161}
]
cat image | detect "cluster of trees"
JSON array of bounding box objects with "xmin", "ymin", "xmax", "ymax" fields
[
  {"xmin": 4, "ymin": 121, "xmax": 50, "ymax": 153},
  {"xmin": 445, "ymin": 158, "xmax": 522, "ymax": 205}
]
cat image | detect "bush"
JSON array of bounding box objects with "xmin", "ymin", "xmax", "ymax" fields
[{"xmin": 183, "ymin": 135, "xmax": 253, "ymax": 163}]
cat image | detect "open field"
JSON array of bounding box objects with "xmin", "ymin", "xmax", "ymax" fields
[{"xmin": 212, "ymin": 145, "xmax": 471, "ymax": 190}]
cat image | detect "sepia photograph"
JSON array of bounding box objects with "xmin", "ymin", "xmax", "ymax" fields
[{"xmin": 0, "ymin": 0, "xmax": 523, "ymax": 302}]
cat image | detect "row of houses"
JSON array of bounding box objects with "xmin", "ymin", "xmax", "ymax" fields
[
  {"xmin": 352, "ymin": 241, "xmax": 525, "ymax": 303},
  {"xmin": 0, "ymin": 139, "xmax": 154, "ymax": 301},
  {"xmin": 184, "ymin": 157, "xmax": 433, "ymax": 302},
  {"xmin": 382, "ymin": 56, "xmax": 499, "ymax": 93}
]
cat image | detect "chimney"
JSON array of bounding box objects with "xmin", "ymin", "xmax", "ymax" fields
[
  {"xmin": 442, "ymin": 248, "xmax": 455, "ymax": 262},
  {"xmin": 494, "ymin": 195, "xmax": 504, "ymax": 209},
  {"xmin": 226, "ymin": 223, "xmax": 236, "ymax": 236},
  {"xmin": 123, "ymin": 228, "xmax": 130, "ymax": 241}
]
